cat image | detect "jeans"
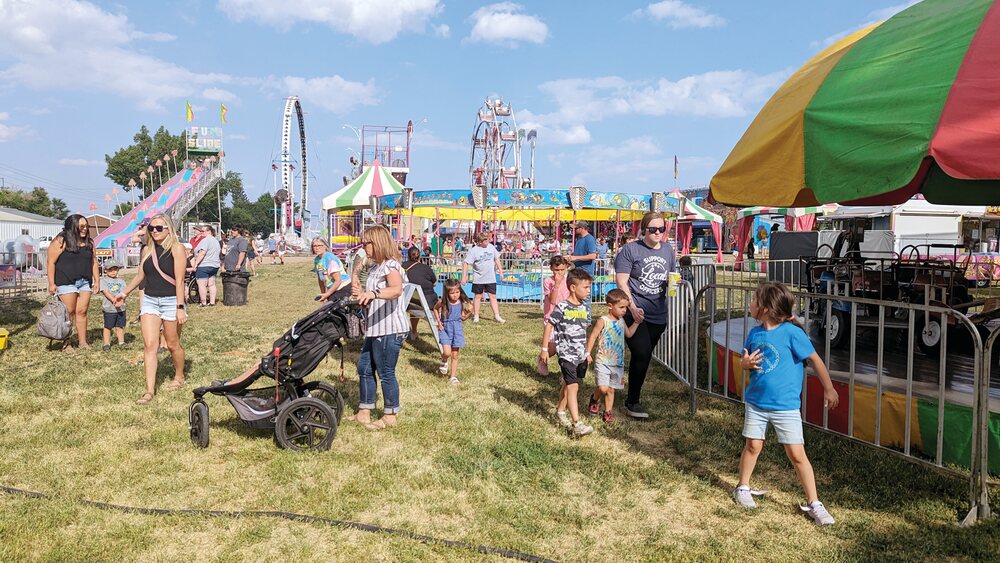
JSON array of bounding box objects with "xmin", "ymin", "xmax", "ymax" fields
[
  {"xmin": 357, "ymin": 332, "xmax": 405, "ymax": 414},
  {"xmin": 624, "ymin": 311, "xmax": 667, "ymax": 406}
]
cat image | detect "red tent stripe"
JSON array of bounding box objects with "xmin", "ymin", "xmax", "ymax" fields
[
  {"xmin": 370, "ymin": 162, "xmax": 384, "ymax": 196},
  {"xmin": 931, "ymin": 1, "xmax": 1000, "ymax": 179}
]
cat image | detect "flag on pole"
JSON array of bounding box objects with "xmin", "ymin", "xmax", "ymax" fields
[
  {"xmin": 220, "ymin": 103, "xmax": 228, "ymax": 125},
  {"xmin": 673, "ymin": 155, "xmax": 678, "ymax": 180},
  {"xmin": 186, "ymin": 101, "xmax": 194, "ymax": 122}
]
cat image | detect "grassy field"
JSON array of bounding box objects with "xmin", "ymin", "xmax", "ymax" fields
[{"xmin": 0, "ymin": 257, "xmax": 997, "ymax": 561}]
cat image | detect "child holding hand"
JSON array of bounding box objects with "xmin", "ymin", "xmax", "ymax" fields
[
  {"xmin": 538, "ymin": 255, "xmax": 570, "ymax": 375},
  {"xmin": 585, "ymin": 289, "xmax": 639, "ymax": 423},
  {"xmin": 734, "ymin": 281, "xmax": 840, "ymax": 526}
]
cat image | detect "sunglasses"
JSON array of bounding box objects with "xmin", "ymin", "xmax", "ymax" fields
[
  {"xmin": 363, "ymin": 241, "xmax": 374, "ymax": 246},
  {"xmin": 646, "ymin": 226, "xmax": 667, "ymax": 234},
  {"xmin": 147, "ymin": 225, "xmax": 167, "ymax": 233}
]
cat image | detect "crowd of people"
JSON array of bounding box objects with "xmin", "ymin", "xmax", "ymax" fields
[{"xmin": 42, "ymin": 211, "xmax": 840, "ymax": 525}]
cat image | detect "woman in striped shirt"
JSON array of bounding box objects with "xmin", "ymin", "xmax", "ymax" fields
[{"xmin": 350, "ymin": 225, "xmax": 408, "ymax": 430}]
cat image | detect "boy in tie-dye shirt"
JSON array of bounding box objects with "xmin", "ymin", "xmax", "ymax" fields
[{"xmin": 585, "ymin": 289, "xmax": 640, "ymax": 423}]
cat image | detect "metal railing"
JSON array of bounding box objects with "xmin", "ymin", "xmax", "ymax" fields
[
  {"xmin": 680, "ymin": 282, "xmax": 995, "ymax": 524},
  {"xmin": 0, "ymin": 252, "xmax": 48, "ymax": 299}
]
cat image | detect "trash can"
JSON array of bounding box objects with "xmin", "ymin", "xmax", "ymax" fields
[{"xmin": 221, "ymin": 271, "xmax": 251, "ymax": 306}]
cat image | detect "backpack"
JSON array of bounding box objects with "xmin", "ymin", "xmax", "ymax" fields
[{"xmin": 38, "ymin": 296, "xmax": 72, "ymax": 341}]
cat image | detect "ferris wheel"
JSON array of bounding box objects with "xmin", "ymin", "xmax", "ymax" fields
[{"xmin": 469, "ymin": 98, "xmax": 523, "ymax": 190}]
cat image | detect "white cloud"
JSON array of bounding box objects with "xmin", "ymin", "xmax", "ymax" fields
[
  {"xmin": 202, "ymin": 88, "xmax": 238, "ymax": 102},
  {"xmin": 0, "ymin": 112, "xmax": 31, "ymax": 142},
  {"xmin": 0, "ymin": 0, "xmax": 233, "ymax": 111},
  {"xmin": 58, "ymin": 157, "xmax": 102, "ymax": 166},
  {"xmin": 565, "ymin": 136, "xmax": 666, "ymax": 187},
  {"xmin": 633, "ymin": 1, "xmax": 725, "ymax": 29},
  {"xmin": 434, "ymin": 23, "xmax": 450, "ymax": 38},
  {"xmin": 276, "ymin": 75, "xmax": 378, "ymax": 114},
  {"xmin": 130, "ymin": 30, "xmax": 176, "ymax": 41},
  {"xmin": 218, "ymin": 0, "xmax": 444, "ymax": 45},
  {"xmin": 228, "ymin": 133, "xmax": 248, "ymax": 141},
  {"xmin": 410, "ymin": 130, "xmax": 465, "ymax": 152},
  {"xmin": 813, "ymin": 1, "xmax": 919, "ymax": 48},
  {"xmin": 521, "ymin": 69, "xmax": 787, "ymax": 144},
  {"xmin": 466, "ymin": 3, "xmax": 548, "ymax": 46}
]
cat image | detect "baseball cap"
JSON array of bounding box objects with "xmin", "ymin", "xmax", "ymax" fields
[
  {"xmin": 575, "ymin": 220, "xmax": 590, "ymax": 229},
  {"xmin": 104, "ymin": 259, "xmax": 122, "ymax": 269}
]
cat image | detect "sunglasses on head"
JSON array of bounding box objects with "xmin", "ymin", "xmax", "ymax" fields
[
  {"xmin": 147, "ymin": 225, "xmax": 167, "ymax": 233},
  {"xmin": 646, "ymin": 226, "xmax": 667, "ymax": 234}
]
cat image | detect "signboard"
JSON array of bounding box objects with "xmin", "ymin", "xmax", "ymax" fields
[
  {"xmin": 987, "ymin": 206, "xmax": 1000, "ymax": 216},
  {"xmin": 95, "ymin": 249, "xmax": 113, "ymax": 258},
  {"xmin": 0, "ymin": 265, "xmax": 18, "ymax": 289},
  {"xmin": 127, "ymin": 247, "xmax": 141, "ymax": 257},
  {"xmin": 186, "ymin": 126, "xmax": 223, "ymax": 154}
]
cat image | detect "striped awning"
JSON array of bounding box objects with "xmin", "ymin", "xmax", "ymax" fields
[{"xmin": 321, "ymin": 160, "xmax": 404, "ymax": 211}]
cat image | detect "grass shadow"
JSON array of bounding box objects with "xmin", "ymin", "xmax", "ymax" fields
[{"xmin": 0, "ymin": 297, "xmax": 43, "ymax": 337}]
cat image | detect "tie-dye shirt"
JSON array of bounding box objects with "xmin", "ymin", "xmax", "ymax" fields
[{"xmin": 594, "ymin": 315, "xmax": 625, "ymax": 367}]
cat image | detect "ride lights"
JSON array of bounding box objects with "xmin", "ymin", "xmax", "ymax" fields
[
  {"xmin": 569, "ymin": 185, "xmax": 587, "ymax": 210},
  {"xmin": 472, "ymin": 185, "xmax": 488, "ymax": 210},
  {"xmin": 401, "ymin": 188, "xmax": 415, "ymax": 211},
  {"xmin": 650, "ymin": 192, "xmax": 665, "ymax": 213}
]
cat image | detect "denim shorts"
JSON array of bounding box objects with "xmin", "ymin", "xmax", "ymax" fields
[
  {"xmin": 743, "ymin": 402, "xmax": 804, "ymax": 445},
  {"xmin": 56, "ymin": 278, "xmax": 92, "ymax": 295},
  {"xmin": 140, "ymin": 294, "xmax": 178, "ymax": 321},
  {"xmin": 195, "ymin": 266, "xmax": 219, "ymax": 280}
]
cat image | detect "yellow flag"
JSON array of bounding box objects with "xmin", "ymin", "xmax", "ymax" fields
[
  {"xmin": 185, "ymin": 101, "xmax": 194, "ymax": 122},
  {"xmin": 220, "ymin": 103, "xmax": 228, "ymax": 125}
]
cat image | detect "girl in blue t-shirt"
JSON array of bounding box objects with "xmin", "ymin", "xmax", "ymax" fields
[{"xmin": 735, "ymin": 281, "xmax": 840, "ymax": 525}]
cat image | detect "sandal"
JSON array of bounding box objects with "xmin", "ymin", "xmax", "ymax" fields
[
  {"xmin": 136, "ymin": 392, "xmax": 154, "ymax": 405},
  {"xmin": 364, "ymin": 418, "xmax": 397, "ymax": 431},
  {"xmin": 165, "ymin": 379, "xmax": 186, "ymax": 391}
]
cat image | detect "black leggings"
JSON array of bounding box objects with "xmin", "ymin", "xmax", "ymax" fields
[{"xmin": 624, "ymin": 311, "xmax": 666, "ymax": 406}]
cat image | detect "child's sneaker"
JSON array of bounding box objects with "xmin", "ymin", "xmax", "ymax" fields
[
  {"xmin": 448, "ymin": 376, "xmax": 460, "ymax": 385},
  {"xmin": 536, "ymin": 358, "xmax": 549, "ymax": 376},
  {"xmin": 494, "ymin": 315, "xmax": 506, "ymax": 324},
  {"xmin": 601, "ymin": 411, "xmax": 614, "ymax": 424},
  {"xmin": 473, "ymin": 315, "xmax": 480, "ymax": 323},
  {"xmin": 800, "ymin": 501, "xmax": 835, "ymax": 525},
  {"xmin": 556, "ymin": 410, "xmax": 572, "ymax": 428},
  {"xmin": 572, "ymin": 421, "xmax": 594, "ymax": 437},
  {"xmin": 732, "ymin": 485, "xmax": 761, "ymax": 509},
  {"xmin": 438, "ymin": 362, "xmax": 449, "ymax": 375},
  {"xmin": 102, "ymin": 344, "xmax": 112, "ymax": 352},
  {"xmin": 587, "ymin": 396, "xmax": 600, "ymax": 416}
]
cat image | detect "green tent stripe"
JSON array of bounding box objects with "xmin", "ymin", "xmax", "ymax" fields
[
  {"xmin": 337, "ymin": 166, "xmax": 373, "ymax": 208},
  {"xmin": 803, "ymin": 0, "xmax": 991, "ymax": 202}
]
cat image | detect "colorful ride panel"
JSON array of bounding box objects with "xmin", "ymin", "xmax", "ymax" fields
[{"xmin": 95, "ymin": 167, "xmax": 204, "ymax": 249}]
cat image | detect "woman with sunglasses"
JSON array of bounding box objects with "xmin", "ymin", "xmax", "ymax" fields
[
  {"xmin": 117, "ymin": 215, "xmax": 189, "ymax": 404},
  {"xmin": 350, "ymin": 225, "xmax": 407, "ymax": 430},
  {"xmin": 613, "ymin": 212, "xmax": 676, "ymax": 419},
  {"xmin": 47, "ymin": 214, "xmax": 99, "ymax": 351}
]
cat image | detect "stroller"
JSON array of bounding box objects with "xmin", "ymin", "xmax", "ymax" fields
[{"xmin": 189, "ymin": 297, "xmax": 354, "ymax": 451}]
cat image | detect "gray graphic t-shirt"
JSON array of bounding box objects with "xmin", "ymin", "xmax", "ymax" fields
[
  {"xmin": 547, "ymin": 300, "xmax": 591, "ymax": 364},
  {"xmin": 614, "ymin": 240, "xmax": 676, "ymax": 324},
  {"xmin": 464, "ymin": 244, "xmax": 499, "ymax": 284}
]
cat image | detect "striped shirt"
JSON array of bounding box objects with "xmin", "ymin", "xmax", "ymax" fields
[{"xmin": 364, "ymin": 259, "xmax": 409, "ymax": 337}]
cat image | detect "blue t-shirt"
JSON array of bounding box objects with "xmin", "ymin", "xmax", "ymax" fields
[
  {"xmin": 743, "ymin": 322, "xmax": 816, "ymax": 411},
  {"xmin": 596, "ymin": 242, "xmax": 609, "ymax": 259},
  {"xmin": 573, "ymin": 234, "xmax": 597, "ymax": 274}
]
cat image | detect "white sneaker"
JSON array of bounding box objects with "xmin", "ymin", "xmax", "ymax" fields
[
  {"xmin": 438, "ymin": 362, "xmax": 449, "ymax": 375},
  {"xmin": 556, "ymin": 410, "xmax": 572, "ymax": 428},
  {"xmin": 800, "ymin": 501, "xmax": 835, "ymax": 525},
  {"xmin": 732, "ymin": 485, "xmax": 766, "ymax": 509},
  {"xmin": 495, "ymin": 316, "xmax": 506, "ymax": 324},
  {"xmin": 572, "ymin": 421, "xmax": 594, "ymax": 437},
  {"xmin": 473, "ymin": 315, "xmax": 480, "ymax": 323}
]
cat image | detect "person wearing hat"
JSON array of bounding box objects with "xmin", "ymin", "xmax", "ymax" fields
[
  {"xmin": 99, "ymin": 259, "xmax": 128, "ymax": 352},
  {"xmin": 567, "ymin": 220, "xmax": 598, "ymax": 275}
]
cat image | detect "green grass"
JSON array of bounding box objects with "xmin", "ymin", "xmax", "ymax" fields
[{"xmin": 0, "ymin": 257, "xmax": 997, "ymax": 561}]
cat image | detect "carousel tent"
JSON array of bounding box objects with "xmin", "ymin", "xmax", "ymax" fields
[
  {"xmin": 321, "ymin": 160, "xmax": 405, "ymax": 211},
  {"xmin": 733, "ymin": 204, "xmax": 837, "ymax": 269},
  {"xmin": 666, "ymin": 190, "xmax": 723, "ymax": 262}
]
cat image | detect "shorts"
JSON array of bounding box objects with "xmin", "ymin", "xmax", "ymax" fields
[
  {"xmin": 195, "ymin": 266, "xmax": 219, "ymax": 280},
  {"xmin": 559, "ymin": 359, "xmax": 588, "ymax": 386},
  {"xmin": 103, "ymin": 310, "xmax": 126, "ymax": 329},
  {"xmin": 594, "ymin": 363, "xmax": 625, "ymax": 389},
  {"xmin": 56, "ymin": 278, "xmax": 92, "ymax": 295},
  {"xmin": 140, "ymin": 294, "xmax": 178, "ymax": 322},
  {"xmin": 440, "ymin": 321, "xmax": 465, "ymax": 348},
  {"xmin": 472, "ymin": 283, "xmax": 496, "ymax": 295},
  {"xmin": 742, "ymin": 403, "xmax": 804, "ymax": 445}
]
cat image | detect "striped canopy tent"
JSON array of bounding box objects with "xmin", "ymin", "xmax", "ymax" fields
[
  {"xmin": 321, "ymin": 160, "xmax": 404, "ymax": 211},
  {"xmin": 665, "ymin": 190, "xmax": 723, "ymax": 262},
  {"xmin": 711, "ymin": 0, "xmax": 1000, "ymax": 207},
  {"xmin": 732, "ymin": 204, "xmax": 838, "ymax": 270}
]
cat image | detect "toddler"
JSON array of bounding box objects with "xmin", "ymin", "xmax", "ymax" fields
[
  {"xmin": 540, "ymin": 268, "xmax": 594, "ymax": 437},
  {"xmin": 434, "ymin": 279, "xmax": 471, "ymax": 385},
  {"xmin": 585, "ymin": 289, "xmax": 639, "ymax": 423},
  {"xmin": 99, "ymin": 260, "xmax": 128, "ymax": 351}
]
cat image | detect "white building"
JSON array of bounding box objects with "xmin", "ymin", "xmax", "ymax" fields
[{"xmin": 0, "ymin": 207, "xmax": 64, "ymax": 241}]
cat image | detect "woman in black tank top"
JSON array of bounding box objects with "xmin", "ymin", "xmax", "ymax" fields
[
  {"xmin": 47, "ymin": 214, "xmax": 98, "ymax": 350},
  {"xmin": 119, "ymin": 215, "xmax": 189, "ymax": 405}
]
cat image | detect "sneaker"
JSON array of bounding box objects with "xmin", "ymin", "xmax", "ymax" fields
[
  {"xmin": 102, "ymin": 344, "xmax": 111, "ymax": 352},
  {"xmin": 473, "ymin": 315, "xmax": 480, "ymax": 323},
  {"xmin": 732, "ymin": 485, "xmax": 760, "ymax": 509},
  {"xmin": 572, "ymin": 421, "xmax": 594, "ymax": 437},
  {"xmin": 537, "ymin": 358, "xmax": 549, "ymax": 376},
  {"xmin": 438, "ymin": 362, "xmax": 449, "ymax": 375},
  {"xmin": 587, "ymin": 396, "xmax": 600, "ymax": 416},
  {"xmin": 801, "ymin": 501, "xmax": 835, "ymax": 525},
  {"xmin": 495, "ymin": 316, "xmax": 506, "ymax": 324},
  {"xmin": 556, "ymin": 410, "xmax": 572, "ymax": 428},
  {"xmin": 624, "ymin": 402, "xmax": 649, "ymax": 419},
  {"xmin": 449, "ymin": 376, "xmax": 460, "ymax": 385},
  {"xmin": 601, "ymin": 411, "xmax": 615, "ymax": 424}
]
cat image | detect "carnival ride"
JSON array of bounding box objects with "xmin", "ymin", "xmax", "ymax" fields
[
  {"xmin": 469, "ymin": 98, "xmax": 534, "ymax": 190},
  {"xmin": 271, "ymin": 96, "xmax": 309, "ymax": 240}
]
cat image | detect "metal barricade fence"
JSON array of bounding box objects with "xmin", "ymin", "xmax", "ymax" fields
[
  {"xmin": 651, "ymin": 280, "xmax": 696, "ymax": 385},
  {"xmin": 0, "ymin": 251, "xmax": 48, "ymax": 299},
  {"xmin": 688, "ymin": 283, "xmax": 993, "ymax": 524}
]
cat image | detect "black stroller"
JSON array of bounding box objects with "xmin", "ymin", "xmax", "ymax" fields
[{"xmin": 188, "ymin": 297, "xmax": 354, "ymax": 451}]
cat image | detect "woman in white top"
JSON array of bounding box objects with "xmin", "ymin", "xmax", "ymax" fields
[{"xmin": 350, "ymin": 225, "xmax": 407, "ymax": 430}]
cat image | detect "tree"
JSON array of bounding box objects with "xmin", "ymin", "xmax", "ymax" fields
[
  {"xmin": 0, "ymin": 187, "xmax": 69, "ymax": 219},
  {"xmin": 104, "ymin": 125, "xmax": 187, "ymax": 195}
]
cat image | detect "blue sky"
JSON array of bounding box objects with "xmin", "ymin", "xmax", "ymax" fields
[{"xmin": 0, "ymin": 0, "xmax": 918, "ymax": 217}]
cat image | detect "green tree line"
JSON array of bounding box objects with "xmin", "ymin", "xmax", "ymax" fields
[{"xmin": 0, "ymin": 187, "xmax": 69, "ymax": 219}]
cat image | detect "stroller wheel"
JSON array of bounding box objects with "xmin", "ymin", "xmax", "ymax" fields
[
  {"xmin": 301, "ymin": 381, "xmax": 346, "ymax": 424},
  {"xmin": 275, "ymin": 397, "xmax": 337, "ymax": 452},
  {"xmin": 189, "ymin": 401, "xmax": 210, "ymax": 448}
]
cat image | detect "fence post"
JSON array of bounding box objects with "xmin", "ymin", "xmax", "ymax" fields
[{"xmin": 963, "ymin": 328, "xmax": 995, "ymax": 525}]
